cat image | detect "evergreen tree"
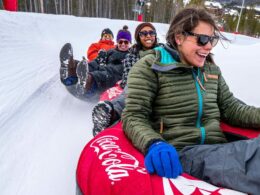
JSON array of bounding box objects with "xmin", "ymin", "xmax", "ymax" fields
[
  {"xmin": 0, "ymin": 0, "xmax": 3, "ymax": 9},
  {"xmin": 188, "ymin": 0, "xmax": 205, "ymax": 7},
  {"xmin": 224, "ymin": 14, "xmax": 237, "ymax": 32},
  {"xmin": 3, "ymin": 0, "xmax": 259, "ymax": 37},
  {"xmin": 245, "ymin": 6, "xmax": 258, "ymax": 36}
]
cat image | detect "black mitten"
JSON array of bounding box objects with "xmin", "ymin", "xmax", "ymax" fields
[{"xmin": 96, "ymin": 49, "xmax": 107, "ymax": 66}]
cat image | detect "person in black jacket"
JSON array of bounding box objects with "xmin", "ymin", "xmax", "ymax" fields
[{"xmin": 59, "ymin": 25, "xmax": 132, "ymax": 100}]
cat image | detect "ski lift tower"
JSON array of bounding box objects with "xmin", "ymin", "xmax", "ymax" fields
[{"xmin": 235, "ymin": 0, "xmax": 245, "ymax": 34}]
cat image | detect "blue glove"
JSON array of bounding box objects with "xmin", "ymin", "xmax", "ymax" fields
[{"xmin": 144, "ymin": 141, "xmax": 183, "ymax": 178}]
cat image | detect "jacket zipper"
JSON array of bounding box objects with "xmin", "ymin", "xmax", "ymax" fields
[{"xmin": 192, "ymin": 68, "xmax": 206, "ymax": 144}]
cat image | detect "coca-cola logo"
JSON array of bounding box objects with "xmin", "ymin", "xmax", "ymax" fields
[
  {"xmin": 107, "ymin": 87, "xmax": 122, "ymax": 99},
  {"xmin": 90, "ymin": 135, "xmax": 147, "ymax": 184}
]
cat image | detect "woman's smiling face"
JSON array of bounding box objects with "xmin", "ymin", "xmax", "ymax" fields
[
  {"xmin": 176, "ymin": 21, "xmax": 216, "ymax": 67},
  {"xmin": 117, "ymin": 39, "xmax": 130, "ymax": 51},
  {"xmin": 139, "ymin": 26, "xmax": 156, "ymax": 50}
]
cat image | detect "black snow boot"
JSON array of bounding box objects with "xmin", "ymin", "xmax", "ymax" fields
[
  {"xmin": 76, "ymin": 58, "xmax": 91, "ymax": 94},
  {"xmin": 92, "ymin": 101, "xmax": 114, "ymax": 137},
  {"xmin": 60, "ymin": 43, "xmax": 78, "ymax": 86}
]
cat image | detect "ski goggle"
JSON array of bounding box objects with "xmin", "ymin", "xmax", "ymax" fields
[
  {"xmin": 118, "ymin": 40, "xmax": 130, "ymax": 45},
  {"xmin": 139, "ymin": 30, "xmax": 157, "ymax": 38},
  {"xmin": 183, "ymin": 31, "xmax": 219, "ymax": 47}
]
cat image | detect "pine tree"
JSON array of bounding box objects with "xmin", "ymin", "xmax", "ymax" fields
[
  {"xmin": 188, "ymin": 0, "xmax": 205, "ymax": 7},
  {"xmin": 245, "ymin": 6, "xmax": 258, "ymax": 36},
  {"xmin": 224, "ymin": 14, "xmax": 237, "ymax": 32}
]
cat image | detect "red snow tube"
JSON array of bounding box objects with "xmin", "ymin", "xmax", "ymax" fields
[
  {"xmin": 99, "ymin": 81, "xmax": 123, "ymax": 101},
  {"xmin": 76, "ymin": 85, "xmax": 248, "ymax": 194},
  {"xmin": 3, "ymin": 0, "xmax": 18, "ymax": 11},
  {"xmin": 221, "ymin": 122, "xmax": 260, "ymax": 139},
  {"xmin": 76, "ymin": 122, "xmax": 245, "ymax": 194}
]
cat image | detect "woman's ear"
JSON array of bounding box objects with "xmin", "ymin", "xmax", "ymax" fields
[{"xmin": 175, "ymin": 34, "xmax": 183, "ymax": 46}]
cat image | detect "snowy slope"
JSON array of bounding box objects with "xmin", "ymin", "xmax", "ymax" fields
[{"xmin": 0, "ymin": 10, "xmax": 259, "ymax": 195}]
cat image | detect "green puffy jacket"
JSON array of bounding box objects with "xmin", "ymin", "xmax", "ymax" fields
[{"xmin": 122, "ymin": 46, "xmax": 260, "ymax": 154}]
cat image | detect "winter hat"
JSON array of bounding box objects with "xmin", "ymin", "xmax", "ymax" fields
[
  {"xmin": 101, "ymin": 28, "xmax": 114, "ymax": 38},
  {"xmin": 116, "ymin": 25, "xmax": 132, "ymax": 43}
]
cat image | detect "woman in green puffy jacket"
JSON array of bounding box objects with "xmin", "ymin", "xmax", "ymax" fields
[{"xmin": 122, "ymin": 7, "xmax": 260, "ymax": 194}]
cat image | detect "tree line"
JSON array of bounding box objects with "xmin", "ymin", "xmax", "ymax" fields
[
  {"xmin": 0, "ymin": 0, "xmax": 259, "ymax": 37},
  {"xmin": 0, "ymin": 0, "xmax": 184, "ymax": 23},
  {"xmin": 223, "ymin": 6, "xmax": 260, "ymax": 37}
]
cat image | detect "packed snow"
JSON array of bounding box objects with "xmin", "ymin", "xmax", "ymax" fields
[{"xmin": 0, "ymin": 10, "xmax": 259, "ymax": 195}]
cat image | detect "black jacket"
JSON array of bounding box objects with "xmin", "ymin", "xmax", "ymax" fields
[{"xmin": 88, "ymin": 47, "xmax": 129, "ymax": 92}]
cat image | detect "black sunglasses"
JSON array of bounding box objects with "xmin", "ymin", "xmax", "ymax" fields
[
  {"xmin": 183, "ymin": 31, "xmax": 219, "ymax": 47},
  {"xmin": 139, "ymin": 30, "xmax": 157, "ymax": 37},
  {"xmin": 118, "ymin": 40, "xmax": 129, "ymax": 45}
]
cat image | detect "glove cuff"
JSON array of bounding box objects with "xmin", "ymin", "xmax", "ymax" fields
[{"xmin": 148, "ymin": 140, "xmax": 165, "ymax": 152}]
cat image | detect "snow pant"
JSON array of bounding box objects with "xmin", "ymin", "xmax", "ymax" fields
[
  {"xmin": 76, "ymin": 182, "xmax": 83, "ymax": 195},
  {"xmin": 91, "ymin": 64, "xmax": 124, "ymax": 90},
  {"xmin": 64, "ymin": 59, "xmax": 123, "ymax": 101},
  {"xmin": 111, "ymin": 86, "xmax": 127, "ymax": 116},
  {"xmin": 179, "ymin": 135, "xmax": 260, "ymax": 195},
  {"xmin": 63, "ymin": 60, "xmax": 102, "ymax": 101}
]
